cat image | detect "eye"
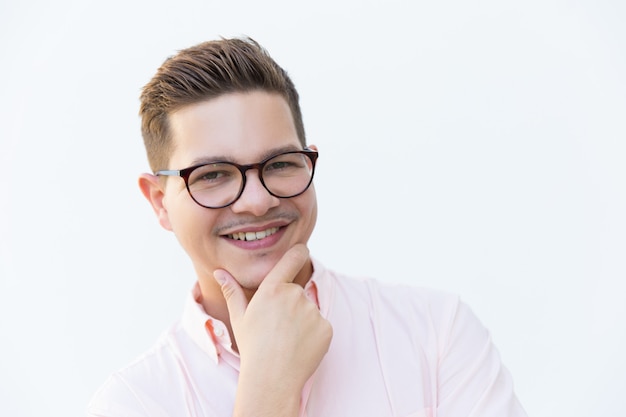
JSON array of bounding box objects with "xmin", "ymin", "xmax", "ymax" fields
[
  {"xmin": 200, "ymin": 171, "xmax": 226, "ymax": 181},
  {"xmin": 266, "ymin": 160, "xmax": 294, "ymax": 171},
  {"xmin": 264, "ymin": 153, "xmax": 308, "ymax": 174},
  {"xmin": 188, "ymin": 164, "xmax": 238, "ymax": 188}
]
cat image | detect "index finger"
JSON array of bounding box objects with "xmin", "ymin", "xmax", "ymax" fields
[{"xmin": 262, "ymin": 244, "xmax": 310, "ymax": 286}]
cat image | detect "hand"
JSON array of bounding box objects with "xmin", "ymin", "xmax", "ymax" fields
[{"xmin": 214, "ymin": 244, "xmax": 333, "ymax": 417}]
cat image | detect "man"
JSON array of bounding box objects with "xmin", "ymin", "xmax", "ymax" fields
[{"xmin": 88, "ymin": 37, "xmax": 527, "ymax": 417}]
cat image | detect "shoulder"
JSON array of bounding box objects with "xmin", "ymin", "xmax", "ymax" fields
[
  {"xmin": 87, "ymin": 323, "xmax": 187, "ymax": 416},
  {"xmin": 328, "ymin": 268, "xmax": 462, "ymax": 323},
  {"xmin": 319, "ymin": 263, "xmax": 493, "ymax": 346}
]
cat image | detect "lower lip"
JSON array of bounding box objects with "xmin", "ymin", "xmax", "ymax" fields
[{"xmin": 223, "ymin": 226, "xmax": 286, "ymax": 250}]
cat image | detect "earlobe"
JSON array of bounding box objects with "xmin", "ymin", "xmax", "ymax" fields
[{"xmin": 138, "ymin": 173, "xmax": 173, "ymax": 231}]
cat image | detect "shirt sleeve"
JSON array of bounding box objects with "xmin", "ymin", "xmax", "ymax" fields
[
  {"xmin": 86, "ymin": 374, "xmax": 166, "ymax": 417},
  {"xmin": 436, "ymin": 300, "xmax": 527, "ymax": 417}
]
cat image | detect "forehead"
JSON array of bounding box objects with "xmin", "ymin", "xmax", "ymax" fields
[{"xmin": 168, "ymin": 91, "xmax": 300, "ymax": 167}]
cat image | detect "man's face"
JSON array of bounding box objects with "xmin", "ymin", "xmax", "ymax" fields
[{"xmin": 150, "ymin": 91, "xmax": 317, "ymax": 291}]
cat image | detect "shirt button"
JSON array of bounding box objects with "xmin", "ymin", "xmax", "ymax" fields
[{"xmin": 214, "ymin": 327, "xmax": 224, "ymax": 337}]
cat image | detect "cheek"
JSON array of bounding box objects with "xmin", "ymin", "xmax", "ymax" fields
[
  {"xmin": 165, "ymin": 194, "xmax": 213, "ymax": 240},
  {"xmin": 298, "ymin": 190, "xmax": 318, "ymax": 235},
  {"xmin": 307, "ymin": 186, "xmax": 318, "ymax": 216},
  {"xmin": 169, "ymin": 208, "xmax": 220, "ymax": 268}
]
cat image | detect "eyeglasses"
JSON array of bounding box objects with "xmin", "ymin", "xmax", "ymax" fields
[{"xmin": 156, "ymin": 149, "xmax": 318, "ymax": 209}]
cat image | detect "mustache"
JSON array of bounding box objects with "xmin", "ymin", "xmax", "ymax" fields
[{"xmin": 215, "ymin": 210, "xmax": 299, "ymax": 234}]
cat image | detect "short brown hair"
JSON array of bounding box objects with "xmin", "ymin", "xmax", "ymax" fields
[{"xmin": 139, "ymin": 37, "xmax": 306, "ymax": 172}]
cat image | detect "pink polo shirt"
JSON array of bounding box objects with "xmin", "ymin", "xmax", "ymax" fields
[{"xmin": 87, "ymin": 259, "xmax": 527, "ymax": 417}]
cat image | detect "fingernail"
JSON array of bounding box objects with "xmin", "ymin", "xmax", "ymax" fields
[{"xmin": 213, "ymin": 270, "xmax": 226, "ymax": 285}]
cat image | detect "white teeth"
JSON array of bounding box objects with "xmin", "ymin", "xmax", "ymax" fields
[{"xmin": 228, "ymin": 227, "xmax": 279, "ymax": 241}]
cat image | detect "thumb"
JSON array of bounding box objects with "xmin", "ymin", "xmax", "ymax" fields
[{"xmin": 214, "ymin": 269, "xmax": 248, "ymax": 324}]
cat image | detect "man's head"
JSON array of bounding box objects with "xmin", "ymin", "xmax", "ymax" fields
[
  {"xmin": 140, "ymin": 37, "xmax": 306, "ymax": 172},
  {"xmin": 138, "ymin": 37, "xmax": 318, "ymax": 298}
]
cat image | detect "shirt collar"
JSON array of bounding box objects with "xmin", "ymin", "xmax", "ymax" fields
[{"xmin": 181, "ymin": 282, "xmax": 220, "ymax": 363}]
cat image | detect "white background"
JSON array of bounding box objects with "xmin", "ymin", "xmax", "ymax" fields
[{"xmin": 1, "ymin": 1, "xmax": 625, "ymax": 416}]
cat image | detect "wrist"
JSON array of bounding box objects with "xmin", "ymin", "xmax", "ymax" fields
[{"xmin": 234, "ymin": 368, "xmax": 301, "ymax": 417}]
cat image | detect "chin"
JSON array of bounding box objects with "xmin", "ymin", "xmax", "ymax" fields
[{"xmin": 231, "ymin": 259, "xmax": 277, "ymax": 290}]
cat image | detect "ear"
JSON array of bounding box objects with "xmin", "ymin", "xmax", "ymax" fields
[{"xmin": 138, "ymin": 173, "xmax": 173, "ymax": 231}]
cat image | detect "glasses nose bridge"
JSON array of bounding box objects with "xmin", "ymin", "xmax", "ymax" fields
[
  {"xmin": 238, "ymin": 161, "xmax": 264, "ymax": 177},
  {"xmin": 238, "ymin": 161, "xmax": 269, "ymax": 193}
]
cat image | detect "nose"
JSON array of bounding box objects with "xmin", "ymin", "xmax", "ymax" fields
[{"xmin": 230, "ymin": 170, "xmax": 280, "ymax": 216}]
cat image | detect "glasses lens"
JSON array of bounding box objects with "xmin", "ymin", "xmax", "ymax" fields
[
  {"xmin": 187, "ymin": 163, "xmax": 243, "ymax": 208},
  {"xmin": 262, "ymin": 152, "xmax": 314, "ymax": 197}
]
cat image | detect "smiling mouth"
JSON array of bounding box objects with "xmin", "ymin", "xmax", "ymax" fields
[{"xmin": 226, "ymin": 227, "xmax": 280, "ymax": 241}]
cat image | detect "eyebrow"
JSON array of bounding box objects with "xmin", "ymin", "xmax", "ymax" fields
[{"xmin": 187, "ymin": 144, "xmax": 304, "ymax": 167}]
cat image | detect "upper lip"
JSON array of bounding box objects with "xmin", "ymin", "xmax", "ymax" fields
[{"xmin": 219, "ymin": 220, "xmax": 289, "ymax": 236}]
